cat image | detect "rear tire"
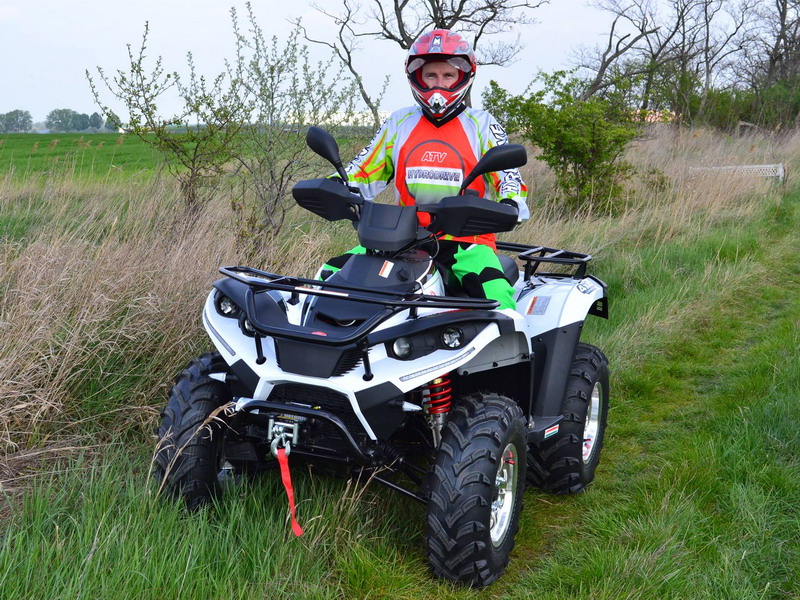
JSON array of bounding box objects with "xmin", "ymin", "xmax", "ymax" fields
[
  {"xmin": 527, "ymin": 343, "xmax": 609, "ymax": 493},
  {"xmin": 426, "ymin": 393, "xmax": 527, "ymax": 587},
  {"xmin": 154, "ymin": 353, "xmax": 233, "ymax": 510}
]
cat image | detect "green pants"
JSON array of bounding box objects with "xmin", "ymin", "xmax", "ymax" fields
[{"xmin": 323, "ymin": 241, "xmax": 516, "ymax": 310}]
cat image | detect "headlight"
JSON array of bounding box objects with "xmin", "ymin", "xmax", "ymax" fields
[
  {"xmin": 392, "ymin": 337, "xmax": 413, "ymax": 359},
  {"xmin": 239, "ymin": 313, "xmax": 256, "ymax": 337},
  {"xmin": 218, "ymin": 295, "xmax": 237, "ymax": 315},
  {"xmin": 215, "ymin": 292, "xmax": 241, "ymax": 318},
  {"xmin": 441, "ymin": 327, "xmax": 464, "ymax": 349}
]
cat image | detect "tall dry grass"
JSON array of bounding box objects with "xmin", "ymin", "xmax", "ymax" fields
[
  {"xmin": 1, "ymin": 125, "xmax": 798, "ymax": 485},
  {"xmin": 511, "ymin": 124, "xmax": 797, "ymax": 251},
  {"xmin": 0, "ymin": 176, "xmax": 328, "ymax": 475},
  {"xmin": 510, "ymin": 125, "xmax": 799, "ymax": 375}
]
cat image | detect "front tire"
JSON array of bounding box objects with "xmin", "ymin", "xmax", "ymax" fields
[
  {"xmin": 154, "ymin": 353, "xmax": 233, "ymax": 510},
  {"xmin": 527, "ymin": 343, "xmax": 609, "ymax": 493},
  {"xmin": 426, "ymin": 393, "xmax": 527, "ymax": 587}
]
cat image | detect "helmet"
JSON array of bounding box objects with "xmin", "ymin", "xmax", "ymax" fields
[{"xmin": 405, "ymin": 29, "xmax": 477, "ymax": 122}]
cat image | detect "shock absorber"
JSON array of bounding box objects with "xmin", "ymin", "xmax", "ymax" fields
[
  {"xmin": 422, "ymin": 376, "xmax": 453, "ymax": 414},
  {"xmin": 422, "ymin": 375, "xmax": 452, "ymax": 447}
]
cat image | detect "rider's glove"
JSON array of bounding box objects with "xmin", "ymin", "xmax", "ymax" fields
[
  {"xmin": 500, "ymin": 199, "xmax": 521, "ymax": 223},
  {"xmin": 330, "ymin": 176, "xmax": 362, "ymax": 197}
]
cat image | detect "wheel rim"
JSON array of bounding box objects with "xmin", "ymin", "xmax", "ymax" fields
[
  {"xmin": 218, "ymin": 460, "xmax": 235, "ymax": 485},
  {"xmin": 583, "ymin": 381, "xmax": 603, "ymax": 464},
  {"xmin": 490, "ymin": 443, "xmax": 518, "ymax": 547}
]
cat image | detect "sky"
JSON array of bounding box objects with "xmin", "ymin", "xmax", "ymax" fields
[{"xmin": 0, "ymin": 0, "xmax": 613, "ymax": 124}]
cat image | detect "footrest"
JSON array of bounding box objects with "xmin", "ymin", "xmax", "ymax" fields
[{"xmin": 526, "ymin": 415, "xmax": 564, "ymax": 444}]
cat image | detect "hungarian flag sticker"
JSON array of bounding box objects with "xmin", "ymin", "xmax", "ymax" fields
[{"xmin": 544, "ymin": 424, "xmax": 560, "ymax": 439}]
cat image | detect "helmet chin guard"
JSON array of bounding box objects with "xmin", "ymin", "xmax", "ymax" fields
[
  {"xmin": 406, "ymin": 29, "xmax": 477, "ymax": 122},
  {"xmin": 428, "ymin": 92, "xmax": 448, "ymax": 115}
]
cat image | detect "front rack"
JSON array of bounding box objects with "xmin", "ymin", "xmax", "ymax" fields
[
  {"xmin": 496, "ymin": 242, "xmax": 592, "ymax": 280},
  {"xmin": 217, "ymin": 266, "xmax": 501, "ymax": 346},
  {"xmin": 220, "ymin": 266, "xmax": 499, "ymax": 310}
]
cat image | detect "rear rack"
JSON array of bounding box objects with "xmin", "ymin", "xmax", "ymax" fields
[{"xmin": 496, "ymin": 242, "xmax": 592, "ymax": 280}]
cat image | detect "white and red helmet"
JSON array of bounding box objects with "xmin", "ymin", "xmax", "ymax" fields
[{"xmin": 406, "ymin": 29, "xmax": 477, "ymax": 122}]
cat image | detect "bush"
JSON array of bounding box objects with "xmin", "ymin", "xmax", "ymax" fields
[
  {"xmin": 484, "ymin": 71, "xmax": 640, "ymax": 214},
  {"xmin": 224, "ymin": 5, "xmax": 359, "ymax": 256},
  {"xmin": 88, "ymin": 2, "xmax": 358, "ymax": 238}
]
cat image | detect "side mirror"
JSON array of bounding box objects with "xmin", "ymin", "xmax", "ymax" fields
[
  {"xmin": 460, "ymin": 143, "xmax": 527, "ymax": 194},
  {"xmin": 306, "ymin": 126, "xmax": 349, "ymax": 181}
]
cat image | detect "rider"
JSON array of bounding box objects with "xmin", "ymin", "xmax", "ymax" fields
[{"xmin": 325, "ymin": 29, "xmax": 528, "ymax": 310}]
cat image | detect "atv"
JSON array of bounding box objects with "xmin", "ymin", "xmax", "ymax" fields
[{"xmin": 154, "ymin": 126, "xmax": 610, "ymax": 587}]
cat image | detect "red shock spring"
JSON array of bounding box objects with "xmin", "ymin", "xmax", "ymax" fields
[{"xmin": 422, "ymin": 376, "xmax": 452, "ymax": 415}]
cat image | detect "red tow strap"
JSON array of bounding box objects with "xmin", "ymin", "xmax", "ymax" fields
[{"xmin": 276, "ymin": 447, "xmax": 304, "ymax": 537}]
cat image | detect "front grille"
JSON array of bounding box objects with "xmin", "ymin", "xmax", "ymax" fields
[
  {"xmin": 268, "ymin": 383, "xmax": 366, "ymax": 435},
  {"xmin": 273, "ymin": 340, "xmax": 366, "ymax": 377},
  {"xmin": 331, "ymin": 347, "xmax": 365, "ymax": 376}
]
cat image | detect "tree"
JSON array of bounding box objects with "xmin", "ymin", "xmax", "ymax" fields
[
  {"xmin": 46, "ymin": 108, "xmax": 80, "ymax": 132},
  {"xmin": 88, "ymin": 21, "xmax": 247, "ymax": 211},
  {"xmin": 73, "ymin": 113, "xmax": 91, "ymax": 131},
  {"xmin": 756, "ymin": 0, "xmax": 800, "ymax": 84},
  {"xmin": 0, "ymin": 109, "xmax": 32, "ymax": 132},
  {"xmin": 104, "ymin": 111, "xmax": 122, "ymax": 131},
  {"xmin": 694, "ymin": 0, "xmax": 757, "ymax": 117},
  {"xmin": 89, "ymin": 112, "xmax": 103, "ymax": 129},
  {"xmin": 577, "ymin": 0, "xmax": 757, "ymax": 124},
  {"xmin": 484, "ymin": 71, "xmax": 641, "ymax": 213},
  {"xmin": 575, "ymin": 0, "xmax": 704, "ymax": 114},
  {"xmin": 736, "ymin": 0, "xmax": 800, "ymax": 126},
  {"xmin": 575, "ymin": 4, "xmax": 661, "ymax": 102},
  {"xmin": 300, "ymin": 0, "xmax": 548, "ymax": 127},
  {"xmin": 88, "ymin": 3, "xmax": 359, "ymax": 246},
  {"xmin": 226, "ymin": 4, "xmax": 359, "ymax": 253},
  {"xmin": 295, "ymin": 3, "xmax": 389, "ymax": 130}
]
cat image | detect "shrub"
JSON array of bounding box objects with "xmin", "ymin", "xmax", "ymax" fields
[
  {"xmin": 88, "ymin": 2, "xmax": 359, "ymax": 239},
  {"xmin": 484, "ymin": 71, "xmax": 641, "ymax": 213}
]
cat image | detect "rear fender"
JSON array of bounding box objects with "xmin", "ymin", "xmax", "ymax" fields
[
  {"xmin": 516, "ymin": 276, "xmax": 607, "ymax": 420},
  {"xmin": 517, "ymin": 276, "xmax": 607, "ymax": 332}
]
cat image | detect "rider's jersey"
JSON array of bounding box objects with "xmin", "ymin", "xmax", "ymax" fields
[{"xmin": 343, "ymin": 106, "xmax": 529, "ymax": 247}]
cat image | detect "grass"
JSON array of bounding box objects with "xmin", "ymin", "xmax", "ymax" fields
[
  {"xmin": 0, "ymin": 133, "xmax": 165, "ymax": 180},
  {"xmin": 1, "ymin": 125, "xmax": 799, "ymax": 598},
  {"xmin": 1, "ymin": 450, "xmax": 417, "ymax": 598},
  {"xmin": 512, "ymin": 206, "xmax": 800, "ymax": 598}
]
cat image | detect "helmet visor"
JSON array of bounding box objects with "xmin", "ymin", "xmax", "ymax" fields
[{"xmin": 407, "ymin": 56, "xmax": 472, "ymax": 75}]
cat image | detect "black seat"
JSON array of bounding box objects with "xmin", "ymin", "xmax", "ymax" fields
[{"xmin": 498, "ymin": 254, "xmax": 520, "ymax": 285}]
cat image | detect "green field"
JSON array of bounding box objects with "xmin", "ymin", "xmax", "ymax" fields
[
  {"xmin": 1, "ymin": 126, "xmax": 798, "ymax": 598},
  {"xmin": 0, "ymin": 133, "xmax": 165, "ymax": 179}
]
